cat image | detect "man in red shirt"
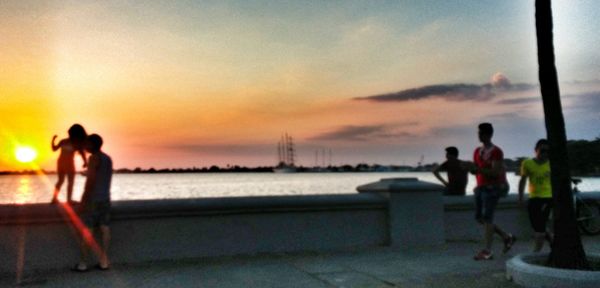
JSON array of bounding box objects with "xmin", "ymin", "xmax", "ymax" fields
[{"xmin": 471, "ymin": 123, "xmax": 516, "ymax": 260}]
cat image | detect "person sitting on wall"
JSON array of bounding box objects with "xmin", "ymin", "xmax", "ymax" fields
[{"xmin": 433, "ymin": 146, "xmax": 470, "ymax": 196}]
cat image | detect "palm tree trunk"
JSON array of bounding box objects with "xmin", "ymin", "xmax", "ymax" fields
[{"xmin": 535, "ymin": 0, "xmax": 589, "ymax": 269}]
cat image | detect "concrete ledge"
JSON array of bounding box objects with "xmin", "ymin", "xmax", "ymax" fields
[
  {"xmin": 506, "ymin": 253, "xmax": 600, "ymax": 288},
  {"xmin": 0, "ymin": 194, "xmax": 387, "ymax": 225},
  {"xmin": 357, "ymin": 177, "xmax": 444, "ymax": 193},
  {"xmin": 0, "ymin": 194, "xmax": 388, "ymax": 274}
]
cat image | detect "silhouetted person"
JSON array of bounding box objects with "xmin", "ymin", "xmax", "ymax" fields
[
  {"xmin": 471, "ymin": 123, "xmax": 515, "ymax": 260},
  {"xmin": 51, "ymin": 124, "xmax": 87, "ymax": 203},
  {"xmin": 432, "ymin": 146, "xmax": 469, "ymax": 196},
  {"xmin": 518, "ymin": 139, "xmax": 553, "ymax": 252},
  {"xmin": 73, "ymin": 134, "xmax": 112, "ymax": 272}
]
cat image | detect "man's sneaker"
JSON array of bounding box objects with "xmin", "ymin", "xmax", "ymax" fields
[
  {"xmin": 503, "ymin": 234, "xmax": 517, "ymax": 254},
  {"xmin": 473, "ymin": 249, "xmax": 493, "ymax": 260}
]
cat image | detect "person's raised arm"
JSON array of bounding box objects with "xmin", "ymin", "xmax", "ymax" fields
[
  {"xmin": 51, "ymin": 136, "xmax": 60, "ymax": 151},
  {"xmin": 432, "ymin": 163, "xmax": 449, "ymax": 187}
]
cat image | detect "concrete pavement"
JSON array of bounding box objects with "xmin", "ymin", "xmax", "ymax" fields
[{"xmin": 4, "ymin": 237, "xmax": 599, "ymax": 288}]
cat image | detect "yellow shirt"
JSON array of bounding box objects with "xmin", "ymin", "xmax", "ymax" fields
[{"xmin": 521, "ymin": 158, "xmax": 552, "ymax": 198}]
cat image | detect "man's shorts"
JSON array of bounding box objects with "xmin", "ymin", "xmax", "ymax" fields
[
  {"xmin": 82, "ymin": 201, "xmax": 111, "ymax": 228},
  {"xmin": 528, "ymin": 197, "xmax": 553, "ymax": 233},
  {"xmin": 474, "ymin": 186, "xmax": 501, "ymax": 224}
]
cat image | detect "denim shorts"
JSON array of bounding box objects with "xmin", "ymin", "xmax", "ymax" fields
[
  {"xmin": 82, "ymin": 201, "xmax": 111, "ymax": 228},
  {"xmin": 474, "ymin": 186, "xmax": 501, "ymax": 224}
]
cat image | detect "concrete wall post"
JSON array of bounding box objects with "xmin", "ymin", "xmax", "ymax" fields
[{"xmin": 358, "ymin": 178, "xmax": 445, "ymax": 247}]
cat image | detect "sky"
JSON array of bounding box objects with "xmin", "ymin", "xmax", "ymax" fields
[{"xmin": 1, "ymin": 0, "xmax": 600, "ymax": 171}]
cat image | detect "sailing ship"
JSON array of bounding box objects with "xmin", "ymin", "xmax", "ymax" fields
[
  {"xmin": 274, "ymin": 133, "xmax": 297, "ymax": 173},
  {"xmin": 312, "ymin": 148, "xmax": 332, "ymax": 172}
]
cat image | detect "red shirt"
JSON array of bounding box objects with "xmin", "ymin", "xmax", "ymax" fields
[{"xmin": 473, "ymin": 145, "xmax": 507, "ymax": 186}]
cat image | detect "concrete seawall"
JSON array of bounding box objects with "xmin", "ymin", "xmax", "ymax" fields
[
  {"xmin": 0, "ymin": 194, "xmax": 388, "ymax": 274},
  {"xmin": 1, "ymin": 188, "xmax": 599, "ymax": 275}
]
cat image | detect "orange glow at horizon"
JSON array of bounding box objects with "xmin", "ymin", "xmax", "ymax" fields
[{"xmin": 2, "ymin": 1, "xmax": 598, "ymax": 169}]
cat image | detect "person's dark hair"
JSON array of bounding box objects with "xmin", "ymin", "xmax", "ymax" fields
[
  {"xmin": 87, "ymin": 134, "xmax": 103, "ymax": 151},
  {"xmin": 68, "ymin": 124, "xmax": 87, "ymax": 148},
  {"xmin": 445, "ymin": 146, "xmax": 459, "ymax": 157},
  {"xmin": 478, "ymin": 122, "xmax": 494, "ymax": 135},
  {"xmin": 535, "ymin": 139, "xmax": 549, "ymax": 150}
]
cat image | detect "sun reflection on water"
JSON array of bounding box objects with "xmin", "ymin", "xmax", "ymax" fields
[{"xmin": 15, "ymin": 177, "xmax": 32, "ymax": 205}]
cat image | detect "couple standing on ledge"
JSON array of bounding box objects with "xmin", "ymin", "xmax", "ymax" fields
[
  {"xmin": 433, "ymin": 123, "xmax": 552, "ymax": 260},
  {"xmin": 51, "ymin": 124, "xmax": 113, "ymax": 272}
]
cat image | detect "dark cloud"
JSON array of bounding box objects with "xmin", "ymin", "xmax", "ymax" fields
[
  {"xmin": 564, "ymin": 79, "xmax": 600, "ymax": 85},
  {"xmin": 166, "ymin": 144, "xmax": 273, "ymax": 155},
  {"xmin": 564, "ymin": 91, "xmax": 600, "ymax": 112},
  {"xmin": 428, "ymin": 125, "xmax": 474, "ymax": 138},
  {"xmin": 497, "ymin": 90, "xmax": 600, "ymax": 108},
  {"xmin": 488, "ymin": 112, "xmax": 526, "ymax": 120},
  {"xmin": 308, "ymin": 125, "xmax": 414, "ymax": 142},
  {"xmin": 496, "ymin": 97, "xmax": 541, "ymax": 105},
  {"xmin": 354, "ymin": 84, "xmax": 494, "ymax": 102},
  {"xmin": 354, "ymin": 73, "xmax": 537, "ymax": 103}
]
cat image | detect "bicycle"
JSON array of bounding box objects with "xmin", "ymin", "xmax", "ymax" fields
[{"xmin": 572, "ymin": 178, "xmax": 600, "ymax": 235}]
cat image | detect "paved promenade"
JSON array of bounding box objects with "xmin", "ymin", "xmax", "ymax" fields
[{"xmin": 4, "ymin": 237, "xmax": 599, "ymax": 288}]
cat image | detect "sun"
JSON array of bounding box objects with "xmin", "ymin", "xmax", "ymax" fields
[{"xmin": 15, "ymin": 147, "xmax": 38, "ymax": 163}]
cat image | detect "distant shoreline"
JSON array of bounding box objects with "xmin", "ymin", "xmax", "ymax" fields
[
  {"xmin": 1, "ymin": 165, "xmax": 413, "ymax": 175},
  {"xmin": 2, "ymin": 166, "xmax": 599, "ymax": 177}
]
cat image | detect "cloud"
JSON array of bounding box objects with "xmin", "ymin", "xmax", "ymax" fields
[
  {"xmin": 354, "ymin": 73, "xmax": 537, "ymax": 103},
  {"xmin": 497, "ymin": 89, "xmax": 600, "ymax": 108},
  {"xmin": 308, "ymin": 124, "xmax": 414, "ymax": 142},
  {"xmin": 496, "ymin": 97, "xmax": 541, "ymax": 105},
  {"xmin": 165, "ymin": 144, "xmax": 273, "ymax": 155},
  {"xmin": 491, "ymin": 72, "xmax": 511, "ymax": 88},
  {"xmin": 565, "ymin": 91, "xmax": 600, "ymax": 112},
  {"xmin": 497, "ymin": 91, "xmax": 600, "ymax": 111},
  {"xmin": 354, "ymin": 84, "xmax": 494, "ymax": 102}
]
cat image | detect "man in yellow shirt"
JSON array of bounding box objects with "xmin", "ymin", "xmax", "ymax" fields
[{"xmin": 518, "ymin": 139, "xmax": 552, "ymax": 252}]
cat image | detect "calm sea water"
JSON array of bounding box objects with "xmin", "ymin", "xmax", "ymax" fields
[{"xmin": 1, "ymin": 172, "xmax": 599, "ymax": 204}]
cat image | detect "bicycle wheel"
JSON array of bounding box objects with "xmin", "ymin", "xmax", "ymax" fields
[{"xmin": 577, "ymin": 200, "xmax": 600, "ymax": 235}]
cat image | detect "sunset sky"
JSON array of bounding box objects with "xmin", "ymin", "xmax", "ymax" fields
[{"xmin": 1, "ymin": 0, "xmax": 600, "ymax": 171}]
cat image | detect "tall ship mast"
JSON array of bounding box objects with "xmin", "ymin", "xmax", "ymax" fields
[{"xmin": 274, "ymin": 133, "xmax": 297, "ymax": 173}]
